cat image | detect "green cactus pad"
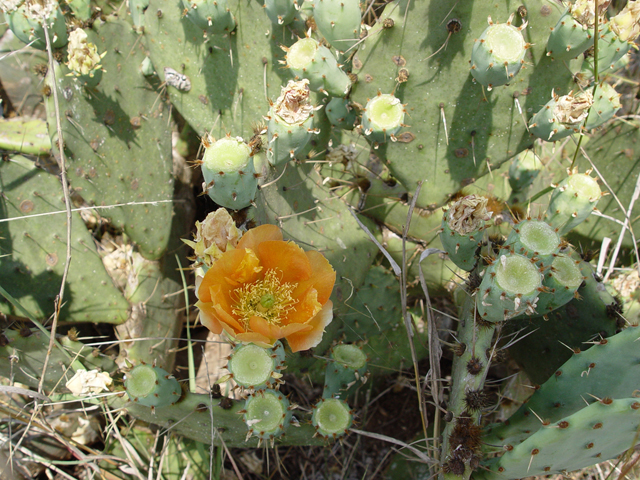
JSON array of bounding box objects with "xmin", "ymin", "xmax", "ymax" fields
[
  {"xmin": 43, "ymin": 19, "xmax": 175, "ymax": 260},
  {"xmin": 584, "ymin": 81, "xmax": 621, "ymax": 130},
  {"xmin": 0, "ymin": 117, "xmax": 51, "ymax": 155},
  {"xmin": 325, "ymin": 97, "xmax": 357, "ymax": 130},
  {"xmin": 470, "ymin": 17, "xmax": 527, "ymax": 90},
  {"xmin": 243, "ymin": 389, "xmax": 291, "ymax": 441},
  {"xmin": 0, "ymin": 156, "xmax": 129, "ymax": 324},
  {"xmin": 264, "ymin": 0, "xmax": 298, "ymax": 25},
  {"xmin": 312, "ymin": 397, "xmax": 353, "ymax": 439},
  {"xmin": 480, "ymin": 398, "xmax": 640, "ymax": 479},
  {"xmin": 124, "ymin": 364, "xmax": 182, "ymax": 408},
  {"xmin": 484, "ymin": 326, "xmax": 640, "ymax": 447},
  {"xmin": 350, "ymin": 0, "xmax": 574, "ymax": 207}
]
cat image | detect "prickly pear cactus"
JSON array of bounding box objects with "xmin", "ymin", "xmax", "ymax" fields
[{"xmin": 1, "ymin": 0, "xmax": 639, "ymax": 478}]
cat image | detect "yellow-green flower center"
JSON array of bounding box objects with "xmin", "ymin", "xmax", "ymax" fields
[{"xmin": 232, "ymin": 269, "xmax": 298, "ymax": 327}]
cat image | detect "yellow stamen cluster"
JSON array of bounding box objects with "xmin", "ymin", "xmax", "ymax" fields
[{"xmin": 232, "ymin": 269, "xmax": 298, "ymax": 327}]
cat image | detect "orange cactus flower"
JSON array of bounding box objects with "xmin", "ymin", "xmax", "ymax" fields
[{"xmin": 195, "ymin": 224, "xmax": 336, "ymax": 352}]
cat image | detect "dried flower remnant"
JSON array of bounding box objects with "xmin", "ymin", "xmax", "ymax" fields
[
  {"xmin": 65, "ymin": 369, "xmax": 113, "ymax": 396},
  {"xmin": 66, "ymin": 28, "xmax": 106, "ymax": 77},
  {"xmin": 553, "ymin": 90, "xmax": 593, "ymax": 126},
  {"xmin": 610, "ymin": 0, "xmax": 640, "ymax": 42},
  {"xmin": 196, "ymin": 224, "xmax": 336, "ymax": 352},
  {"xmin": 183, "ymin": 208, "xmax": 242, "ymax": 268},
  {"xmin": 447, "ymin": 195, "xmax": 493, "ymax": 235},
  {"xmin": 273, "ymin": 79, "xmax": 314, "ymax": 124},
  {"xmin": 570, "ymin": 0, "xmax": 611, "ymax": 27}
]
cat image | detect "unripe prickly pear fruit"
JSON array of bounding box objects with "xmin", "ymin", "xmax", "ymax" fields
[
  {"xmin": 266, "ymin": 80, "xmax": 318, "ymax": 165},
  {"xmin": 312, "ymin": 397, "xmax": 353, "ymax": 439},
  {"xmin": 584, "ymin": 82, "xmax": 621, "ymax": 130},
  {"xmin": 440, "ymin": 195, "xmax": 492, "ymax": 272},
  {"xmin": 477, "ymin": 253, "xmax": 543, "ymax": 321},
  {"xmin": 586, "ymin": 26, "xmax": 631, "ymax": 74},
  {"xmin": 361, "ymin": 93, "xmax": 405, "ymax": 144},
  {"xmin": 243, "ymin": 389, "xmax": 292, "ymax": 443},
  {"xmin": 226, "ymin": 342, "xmax": 285, "ymax": 391},
  {"xmin": 508, "ymin": 149, "xmax": 543, "ymax": 193},
  {"xmin": 7, "ymin": 3, "xmax": 68, "ymax": 50},
  {"xmin": 201, "ymin": 135, "xmax": 259, "ymax": 209},
  {"xmin": 504, "ymin": 219, "xmax": 561, "ymax": 266},
  {"xmin": 313, "ymin": 0, "xmax": 361, "ymax": 53},
  {"xmin": 284, "ymin": 37, "xmax": 351, "ymax": 97},
  {"xmin": 470, "ymin": 15, "xmax": 528, "ymax": 90},
  {"xmin": 264, "ymin": 0, "xmax": 298, "ymax": 25},
  {"xmin": 323, "ymin": 344, "xmax": 367, "ymax": 399},
  {"xmin": 529, "ymin": 90, "xmax": 593, "ymax": 142},
  {"xmin": 325, "ymin": 97, "xmax": 357, "ymax": 130},
  {"xmin": 545, "ymin": 5, "xmax": 596, "ymax": 61},
  {"xmin": 534, "ymin": 253, "xmax": 585, "ymax": 315},
  {"xmin": 545, "ymin": 170, "xmax": 602, "ymax": 235},
  {"xmin": 180, "ymin": 0, "xmax": 236, "ymax": 36},
  {"xmin": 124, "ymin": 365, "xmax": 182, "ymax": 408}
]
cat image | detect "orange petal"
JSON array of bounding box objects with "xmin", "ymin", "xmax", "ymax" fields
[
  {"xmin": 212, "ymin": 303, "xmax": 245, "ymax": 334},
  {"xmin": 198, "ymin": 248, "xmax": 258, "ymax": 302},
  {"xmin": 237, "ymin": 224, "xmax": 283, "ymax": 251},
  {"xmin": 196, "ymin": 301, "xmax": 223, "ymax": 334},
  {"xmin": 286, "ymin": 288, "xmax": 322, "ymax": 325},
  {"xmin": 286, "ymin": 301, "xmax": 334, "ymax": 353},
  {"xmin": 257, "ymin": 241, "xmax": 312, "ymax": 282},
  {"xmin": 292, "ymin": 250, "xmax": 336, "ymax": 305}
]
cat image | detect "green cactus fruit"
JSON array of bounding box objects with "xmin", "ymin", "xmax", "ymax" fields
[
  {"xmin": 313, "ymin": 0, "xmax": 361, "ymax": 53},
  {"xmin": 312, "ymin": 397, "xmax": 353, "ymax": 439},
  {"xmin": 469, "ymin": 15, "xmax": 528, "ymax": 90},
  {"xmin": 534, "ymin": 253, "xmax": 585, "ymax": 315},
  {"xmin": 545, "ymin": 5, "xmax": 595, "ymax": 61},
  {"xmin": 323, "ymin": 344, "xmax": 368, "ymax": 399},
  {"xmin": 508, "ymin": 149, "xmax": 543, "ymax": 193},
  {"xmin": 201, "ymin": 135, "xmax": 259, "ymax": 209},
  {"xmin": 7, "ymin": 3, "xmax": 68, "ymax": 51},
  {"xmin": 285, "ymin": 37, "xmax": 352, "ymax": 97},
  {"xmin": 361, "ymin": 93, "xmax": 405, "ymax": 144},
  {"xmin": 477, "ymin": 253, "xmax": 542, "ymax": 321},
  {"xmin": 504, "ymin": 219, "xmax": 560, "ymax": 265},
  {"xmin": 264, "ymin": 0, "xmax": 298, "ymax": 26},
  {"xmin": 545, "ymin": 171, "xmax": 602, "ymax": 235},
  {"xmin": 180, "ymin": 0, "xmax": 236, "ymax": 35},
  {"xmin": 529, "ymin": 90, "xmax": 593, "ymax": 142},
  {"xmin": 266, "ymin": 79, "xmax": 317, "ymax": 165},
  {"xmin": 584, "ymin": 82, "xmax": 621, "ymax": 130},
  {"xmin": 227, "ymin": 342, "xmax": 285, "ymax": 390},
  {"xmin": 243, "ymin": 389, "xmax": 292, "ymax": 442},
  {"xmin": 124, "ymin": 365, "xmax": 182, "ymax": 408},
  {"xmin": 325, "ymin": 97, "xmax": 356, "ymax": 130},
  {"xmin": 592, "ymin": 26, "xmax": 631, "ymax": 73},
  {"xmin": 440, "ymin": 195, "xmax": 492, "ymax": 272}
]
